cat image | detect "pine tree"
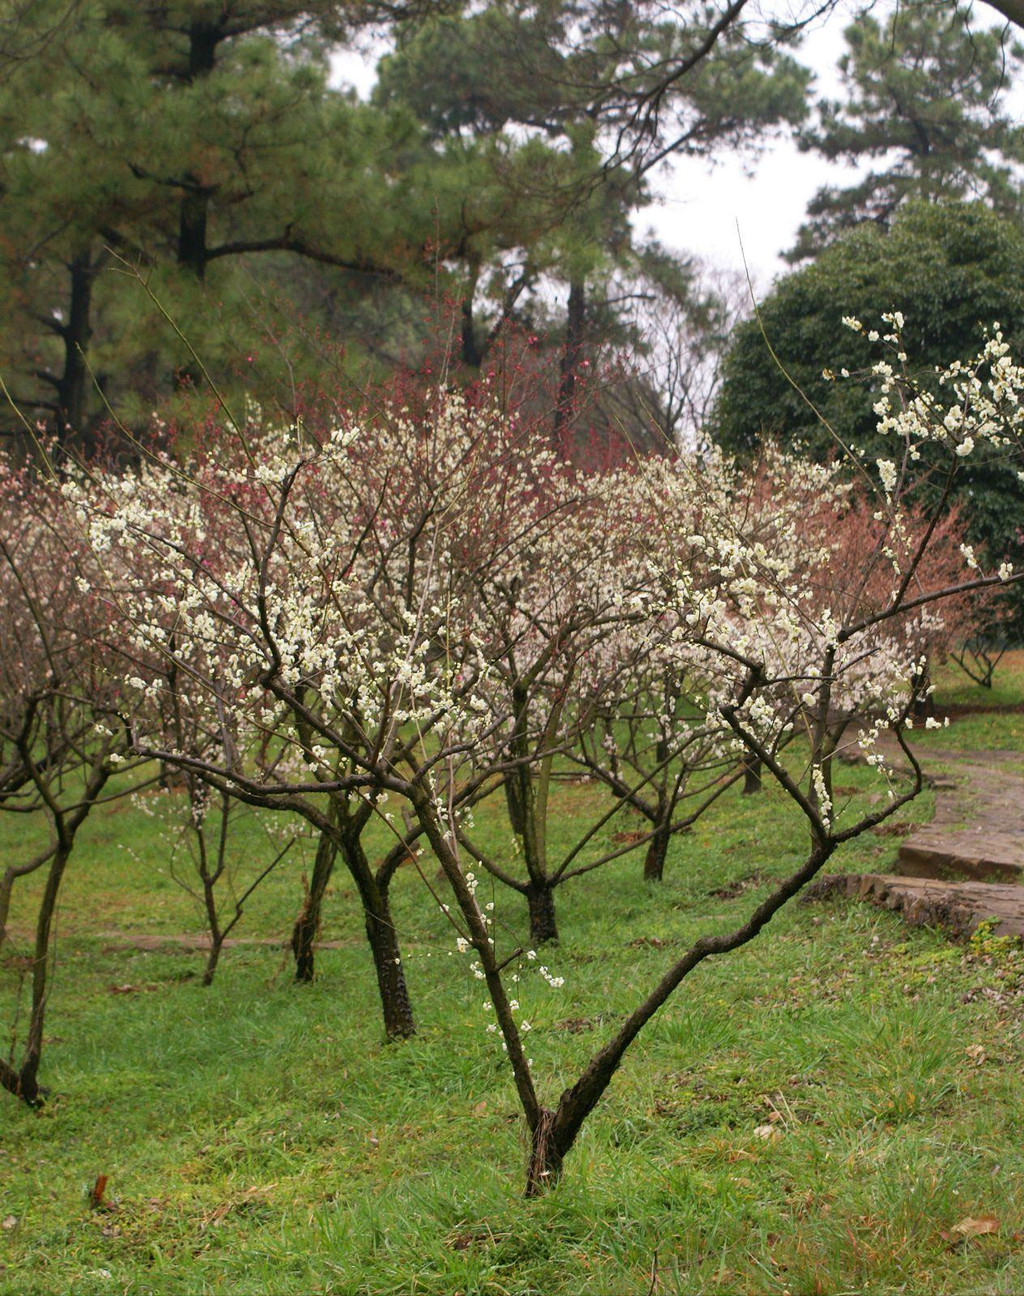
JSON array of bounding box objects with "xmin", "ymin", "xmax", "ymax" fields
[
  {"xmin": 790, "ymin": 4, "xmax": 1024, "ymax": 261},
  {"xmin": 0, "ymin": 2, "xmax": 435, "ymax": 444},
  {"xmin": 374, "ymin": 0, "xmax": 809, "ymax": 420}
]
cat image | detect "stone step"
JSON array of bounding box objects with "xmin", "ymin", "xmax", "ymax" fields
[
  {"xmin": 898, "ymin": 830, "xmax": 1024, "ymax": 883},
  {"xmin": 887, "ymin": 750, "xmax": 1024, "ymax": 883},
  {"xmin": 806, "ymin": 873, "xmax": 1024, "ymax": 939}
]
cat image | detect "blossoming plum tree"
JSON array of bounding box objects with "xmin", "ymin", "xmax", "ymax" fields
[
  {"xmin": 67, "ymin": 383, "xmax": 592, "ymax": 1035},
  {"xmin": 446, "ymin": 457, "xmax": 698, "ymax": 937},
  {"xmin": 564, "ymin": 457, "xmax": 751, "ymax": 878},
  {"xmin": 64, "ymin": 423, "xmax": 416, "ymax": 1037},
  {"xmin": 513, "ymin": 320, "xmax": 1023, "ymax": 1190},
  {"xmin": 0, "ymin": 455, "xmax": 137, "ymax": 1106},
  {"xmin": 56, "ymin": 313, "xmax": 1023, "ymax": 1191}
]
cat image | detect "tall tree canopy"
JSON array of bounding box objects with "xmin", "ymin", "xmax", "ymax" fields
[
  {"xmin": 790, "ymin": 3, "xmax": 1024, "ymax": 260},
  {"xmin": 0, "ymin": 1, "xmax": 442, "ymax": 442},
  {"xmin": 712, "ymin": 200, "xmax": 1024, "ymax": 623},
  {"xmin": 8, "ymin": 0, "xmax": 1018, "ymax": 450},
  {"xmin": 373, "ymin": 0, "xmax": 808, "ymax": 424}
]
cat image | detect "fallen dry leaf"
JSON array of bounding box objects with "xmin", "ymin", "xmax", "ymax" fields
[
  {"xmin": 951, "ymin": 1216, "xmax": 1000, "ymax": 1239},
  {"xmin": 199, "ymin": 1184, "xmax": 276, "ymax": 1232}
]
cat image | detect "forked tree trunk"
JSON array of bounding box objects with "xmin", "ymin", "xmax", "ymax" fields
[
  {"xmin": 742, "ymin": 756, "xmax": 763, "ymax": 795},
  {"xmin": 411, "ymin": 789, "xmax": 840, "ymax": 1198},
  {"xmin": 291, "ymin": 830, "xmax": 339, "ymax": 982},
  {"xmin": 288, "ymin": 798, "xmax": 415, "ymax": 1039},
  {"xmin": 365, "ymin": 899, "xmax": 415, "ymax": 1041},
  {"xmin": 341, "ymin": 827, "xmax": 415, "ymax": 1041},
  {"xmin": 642, "ymin": 817, "xmax": 673, "ymax": 882},
  {"xmin": 526, "ymin": 882, "xmax": 559, "ymax": 945},
  {"xmin": 520, "ymin": 837, "xmax": 838, "ymax": 1195}
]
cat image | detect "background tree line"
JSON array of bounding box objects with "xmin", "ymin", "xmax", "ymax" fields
[
  {"xmin": 2, "ymin": 0, "xmax": 1024, "ymax": 616},
  {"xmin": 0, "ymin": 4, "xmax": 1015, "ymax": 432}
]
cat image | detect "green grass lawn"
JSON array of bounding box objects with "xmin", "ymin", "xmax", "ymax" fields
[
  {"xmin": 913, "ymin": 650, "xmax": 1024, "ymax": 753},
  {"xmin": 933, "ymin": 649, "xmax": 1024, "ymax": 712},
  {"xmin": 1, "ymin": 678, "xmax": 1023, "ymax": 1295}
]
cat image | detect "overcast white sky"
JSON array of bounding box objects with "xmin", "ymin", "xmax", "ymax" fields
[
  {"xmin": 635, "ymin": 4, "xmax": 857, "ymax": 288},
  {"xmin": 330, "ymin": 1, "xmax": 1020, "ymax": 292}
]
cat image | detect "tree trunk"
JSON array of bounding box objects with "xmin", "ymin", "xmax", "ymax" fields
[
  {"xmin": 812, "ymin": 732, "xmax": 838, "ymax": 825},
  {"xmin": 178, "ymin": 184, "xmax": 211, "ymax": 283},
  {"xmin": 170, "ymin": 18, "xmax": 222, "ymax": 393},
  {"xmin": 16, "ymin": 839, "xmax": 72, "ymax": 1107},
  {"xmin": 337, "ymin": 821, "xmax": 415, "ymax": 1040},
  {"xmin": 291, "ymin": 829, "xmax": 338, "ymax": 983},
  {"xmin": 0, "ymin": 867, "xmax": 16, "ymax": 948},
  {"xmin": 201, "ymin": 940, "xmax": 223, "ymax": 988},
  {"xmin": 525, "ymin": 1107, "xmax": 566, "ymax": 1196},
  {"xmin": 526, "ymin": 882, "xmax": 559, "ymax": 945},
  {"xmin": 174, "ymin": 22, "xmax": 221, "ymax": 283},
  {"xmin": 642, "ymin": 817, "xmax": 673, "ymax": 882},
  {"xmin": 365, "ymin": 897, "xmax": 415, "ymax": 1041},
  {"xmin": 411, "ymin": 793, "xmax": 542, "ymax": 1134},
  {"xmin": 55, "ymin": 249, "xmax": 98, "ymax": 447},
  {"xmin": 504, "ymin": 732, "xmax": 559, "ymax": 945},
  {"xmin": 460, "ymin": 261, "xmax": 483, "ymax": 368},
  {"xmin": 911, "ymin": 660, "xmax": 936, "ymax": 718},
  {"xmin": 552, "ymin": 277, "xmax": 586, "ymax": 444},
  {"xmin": 1, "ymin": 756, "xmax": 108, "ymax": 1107},
  {"xmin": 198, "ymin": 847, "xmax": 222, "ymax": 987},
  {"xmin": 0, "ymin": 1055, "xmax": 35, "ymax": 1106},
  {"xmin": 742, "ymin": 756, "xmax": 763, "ymax": 795}
]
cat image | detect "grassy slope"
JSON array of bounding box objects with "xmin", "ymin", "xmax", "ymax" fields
[
  {"xmin": 1, "ymin": 666, "xmax": 1023, "ymax": 1295},
  {"xmin": 913, "ymin": 650, "xmax": 1024, "ymax": 755}
]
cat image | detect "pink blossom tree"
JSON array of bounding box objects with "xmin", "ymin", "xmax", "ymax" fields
[{"xmin": 0, "ymin": 454, "xmax": 139, "ymax": 1106}]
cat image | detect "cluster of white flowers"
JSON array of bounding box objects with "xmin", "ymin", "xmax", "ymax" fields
[{"xmin": 12, "ymin": 328, "xmax": 1019, "ymax": 1072}]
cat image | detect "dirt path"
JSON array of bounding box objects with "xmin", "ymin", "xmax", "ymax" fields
[
  {"xmin": 815, "ymin": 740, "xmax": 1024, "ymax": 938},
  {"xmin": 896, "ymin": 750, "xmax": 1024, "ymax": 883},
  {"xmin": 92, "ymin": 932, "xmax": 349, "ymax": 953}
]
